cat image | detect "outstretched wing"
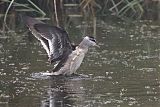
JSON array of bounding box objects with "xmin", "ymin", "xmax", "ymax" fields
[
  {"xmin": 23, "ymin": 16, "xmax": 73, "ymax": 63},
  {"xmin": 34, "ymin": 23, "xmax": 73, "ymax": 62}
]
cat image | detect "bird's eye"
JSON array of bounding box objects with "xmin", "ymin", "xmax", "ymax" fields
[
  {"xmin": 88, "ymin": 36, "xmax": 96, "ymax": 42},
  {"xmin": 90, "ymin": 38, "xmax": 96, "ymax": 42}
]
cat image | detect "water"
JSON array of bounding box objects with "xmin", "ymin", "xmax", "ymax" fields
[{"xmin": 0, "ymin": 20, "xmax": 160, "ymax": 107}]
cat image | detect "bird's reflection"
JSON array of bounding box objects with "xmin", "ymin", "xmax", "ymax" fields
[{"xmin": 41, "ymin": 75, "xmax": 87, "ymax": 107}]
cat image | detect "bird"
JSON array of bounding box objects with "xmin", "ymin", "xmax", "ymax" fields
[{"xmin": 23, "ymin": 16, "xmax": 99, "ymax": 76}]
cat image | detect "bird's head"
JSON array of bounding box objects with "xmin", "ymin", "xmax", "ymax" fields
[{"xmin": 83, "ymin": 36, "xmax": 99, "ymax": 47}]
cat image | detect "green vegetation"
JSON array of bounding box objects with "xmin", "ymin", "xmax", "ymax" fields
[{"xmin": 0, "ymin": 0, "xmax": 160, "ymax": 32}]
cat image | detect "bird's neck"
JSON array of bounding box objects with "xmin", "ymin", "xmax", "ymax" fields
[{"xmin": 77, "ymin": 41, "xmax": 89, "ymax": 53}]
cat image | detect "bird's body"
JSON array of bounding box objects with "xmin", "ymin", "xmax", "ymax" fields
[
  {"xmin": 24, "ymin": 16, "xmax": 98, "ymax": 75},
  {"xmin": 52, "ymin": 48, "xmax": 86, "ymax": 75}
]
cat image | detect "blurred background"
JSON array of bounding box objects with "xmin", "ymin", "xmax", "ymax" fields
[
  {"xmin": 0, "ymin": 0, "xmax": 160, "ymax": 107},
  {"xmin": 0, "ymin": 0, "xmax": 160, "ymax": 33}
]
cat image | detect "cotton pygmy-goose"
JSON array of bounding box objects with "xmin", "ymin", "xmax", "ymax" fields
[{"xmin": 24, "ymin": 16, "xmax": 99, "ymax": 75}]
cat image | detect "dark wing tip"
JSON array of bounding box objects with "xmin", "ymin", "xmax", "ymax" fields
[{"xmin": 22, "ymin": 16, "xmax": 44, "ymax": 28}]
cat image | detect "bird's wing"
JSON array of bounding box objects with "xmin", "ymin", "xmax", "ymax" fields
[
  {"xmin": 33, "ymin": 23, "xmax": 73, "ymax": 62},
  {"xmin": 23, "ymin": 16, "xmax": 51, "ymax": 56},
  {"xmin": 23, "ymin": 16, "xmax": 44, "ymax": 30},
  {"xmin": 23, "ymin": 16, "xmax": 73, "ymax": 63}
]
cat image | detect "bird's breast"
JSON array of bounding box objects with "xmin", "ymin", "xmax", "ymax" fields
[
  {"xmin": 69, "ymin": 51, "xmax": 85, "ymax": 74},
  {"xmin": 55, "ymin": 48, "xmax": 87, "ymax": 75}
]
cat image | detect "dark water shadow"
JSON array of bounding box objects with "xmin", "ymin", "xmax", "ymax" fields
[{"xmin": 38, "ymin": 74, "xmax": 91, "ymax": 107}]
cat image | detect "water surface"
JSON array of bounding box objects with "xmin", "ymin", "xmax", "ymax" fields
[{"xmin": 0, "ymin": 20, "xmax": 160, "ymax": 107}]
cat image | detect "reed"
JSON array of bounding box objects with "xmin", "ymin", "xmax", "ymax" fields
[
  {"xmin": 108, "ymin": 0, "xmax": 144, "ymax": 20},
  {"xmin": 0, "ymin": 0, "xmax": 159, "ymax": 32},
  {"xmin": 1, "ymin": 0, "xmax": 46, "ymax": 33},
  {"xmin": 3, "ymin": 0, "xmax": 15, "ymax": 32}
]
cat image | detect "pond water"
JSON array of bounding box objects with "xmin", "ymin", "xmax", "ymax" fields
[{"xmin": 0, "ymin": 19, "xmax": 160, "ymax": 107}]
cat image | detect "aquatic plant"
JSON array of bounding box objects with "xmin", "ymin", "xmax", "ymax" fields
[
  {"xmin": 108, "ymin": 0, "xmax": 144, "ymax": 20},
  {"xmin": 0, "ymin": 0, "xmax": 159, "ymax": 32},
  {"xmin": 1, "ymin": 0, "xmax": 46, "ymax": 32}
]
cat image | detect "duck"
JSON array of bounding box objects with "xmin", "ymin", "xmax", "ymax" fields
[{"xmin": 24, "ymin": 16, "xmax": 99, "ymax": 75}]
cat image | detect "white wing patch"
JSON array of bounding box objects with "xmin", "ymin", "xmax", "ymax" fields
[
  {"xmin": 48, "ymin": 39, "xmax": 54, "ymax": 56},
  {"xmin": 40, "ymin": 39, "xmax": 50, "ymax": 57}
]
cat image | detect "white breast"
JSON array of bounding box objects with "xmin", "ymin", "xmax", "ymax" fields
[
  {"xmin": 56, "ymin": 48, "xmax": 86, "ymax": 75},
  {"xmin": 52, "ymin": 47, "xmax": 88, "ymax": 75},
  {"xmin": 69, "ymin": 51, "xmax": 85, "ymax": 74}
]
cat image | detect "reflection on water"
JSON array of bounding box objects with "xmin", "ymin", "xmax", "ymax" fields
[
  {"xmin": 0, "ymin": 20, "xmax": 160, "ymax": 107},
  {"xmin": 41, "ymin": 75, "xmax": 86, "ymax": 107}
]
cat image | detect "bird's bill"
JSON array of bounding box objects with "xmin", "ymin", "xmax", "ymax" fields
[{"xmin": 94, "ymin": 44, "xmax": 100, "ymax": 48}]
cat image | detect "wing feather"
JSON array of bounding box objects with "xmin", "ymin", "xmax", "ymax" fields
[
  {"xmin": 33, "ymin": 23, "xmax": 72, "ymax": 62},
  {"xmin": 24, "ymin": 16, "xmax": 73, "ymax": 64}
]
